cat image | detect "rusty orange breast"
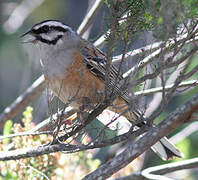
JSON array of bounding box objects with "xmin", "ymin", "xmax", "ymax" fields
[{"xmin": 45, "ymin": 50, "xmax": 105, "ymax": 109}]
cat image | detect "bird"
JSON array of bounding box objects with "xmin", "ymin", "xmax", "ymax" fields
[{"xmin": 21, "ymin": 20, "xmax": 183, "ymax": 160}]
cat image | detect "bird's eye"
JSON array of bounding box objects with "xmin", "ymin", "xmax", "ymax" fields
[{"xmin": 42, "ymin": 25, "xmax": 49, "ymax": 33}]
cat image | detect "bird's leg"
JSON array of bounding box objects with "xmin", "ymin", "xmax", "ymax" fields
[
  {"xmin": 52, "ymin": 109, "xmax": 78, "ymax": 140},
  {"xmin": 78, "ymin": 97, "xmax": 96, "ymax": 124}
]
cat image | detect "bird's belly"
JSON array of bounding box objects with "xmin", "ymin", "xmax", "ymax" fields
[{"xmin": 45, "ymin": 67, "xmax": 104, "ymax": 109}]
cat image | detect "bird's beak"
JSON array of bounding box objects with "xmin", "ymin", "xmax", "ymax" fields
[{"xmin": 20, "ymin": 30, "xmax": 37, "ymax": 44}]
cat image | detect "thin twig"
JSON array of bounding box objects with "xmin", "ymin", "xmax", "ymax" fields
[
  {"xmin": 142, "ymin": 157, "xmax": 198, "ymax": 180},
  {"xmin": 77, "ymin": 0, "xmax": 103, "ymax": 36},
  {"xmin": 19, "ymin": 161, "xmax": 50, "ymax": 180},
  {"xmin": 0, "ymin": 131, "xmax": 52, "ymax": 140},
  {"xmin": 135, "ymin": 45, "xmax": 198, "ymax": 86},
  {"xmin": 83, "ymin": 93, "xmax": 198, "ymax": 179},
  {"xmin": 135, "ymin": 80, "xmax": 198, "ymax": 96},
  {"xmin": 30, "ymin": 107, "xmax": 76, "ymax": 132},
  {"xmin": 113, "ymin": 173, "xmax": 143, "ymax": 180},
  {"xmin": 93, "ymin": 13, "xmax": 128, "ymax": 48},
  {"xmin": 123, "ymin": 33, "xmax": 198, "ymax": 78},
  {"xmin": 95, "ymin": 25, "xmax": 197, "ymax": 57},
  {"xmin": 170, "ymin": 121, "xmax": 198, "ymax": 144},
  {"xmin": 145, "ymin": 59, "xmax": 189, "ymax": 117},
  {"xmin": 3, "ymin": 0, "xmax": 45, "ymax": 34},
  {"xmin": 115, "ymin": 157, "xmax": 198, "ymax": 180},
  {"xmin": 0, "ymin": 126, "xmax": 147, "ymax": 161}
]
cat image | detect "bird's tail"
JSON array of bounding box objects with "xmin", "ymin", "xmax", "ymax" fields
[
  {"xmin": 109, "ymin": 98, "xmax": 184, "ymax": 160},
  {"xmin": 151, "ymin": 136, "xmax": 184, "ymax": 160},
  {"xmin": 123, "ymin": 109, "xmax": 184, "ymax": 160}
]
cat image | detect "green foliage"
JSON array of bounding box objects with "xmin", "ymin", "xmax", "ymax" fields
[
  {"xmin": 185, "ymin": 54, "xmax": 198, "ymax": 76},
  {"xmin": 0, "ymin": 107, "xmax": 101, "ymax": 179},
  {"xmin": 173, "ymin": 138, "xmax": 191, "ymax": 162},
  {"xmin": 86, "ymin": 117, "xmax": 118, "ymax": 141},
  {"xmin": 76, "ymin": 151, "xmax": 101, "ymax": 172},
  {"xmin": 3, "ymin": 120, "xmax": 12, "ymax": 136},
  {"xmin": 142, "ymin": 0, "xmax": 197, "ymax": 40},
  {"xmin": 103, "ymin": 0, "xmax": 197, "ymax": 40},
  {"xmin": 144, "ymin": 12, "xmax": 153, "ymax": 24},
  {"xmin": 3, "ymin": 120, "xmax": 13, "ymax": 145},
  {"xmin": 181, "ymin": 0, "xmax": 198, "ymax": 18},
  {"xmin": 22, "ymin": 106, "xmax": 33, "ymax": 126}
]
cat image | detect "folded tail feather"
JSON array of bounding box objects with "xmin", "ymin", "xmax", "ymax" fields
[
  {"xmin": 110, "ymin": 98, "xmax": 184, "ymax": 160},
  {"xmin": 122, "ymin": 108, "xmax": 183, "ymax": 160},
  {"xmin": 151, "ymin": 136, "xmax": 184, "ymax": 160}
]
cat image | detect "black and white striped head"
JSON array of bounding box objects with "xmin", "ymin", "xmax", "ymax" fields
[{"xmin": 21, "ymin": 20, "xmax": 78, "ymax": 46}]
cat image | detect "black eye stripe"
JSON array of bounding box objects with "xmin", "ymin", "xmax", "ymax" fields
[
  {"xmin": 42, "ymin": 25, "xmax": 49, "ymax": 32},
  {"xmin": 37, "ymin": 35, "xmax": 63, "ymax": 45},
  {"xmin": 53, "ymin": 26, "xmax": 68, "ymax": 32},
  {"xmin": 32, "ymin": 25, "xmax": 69, "ymax": 34}
]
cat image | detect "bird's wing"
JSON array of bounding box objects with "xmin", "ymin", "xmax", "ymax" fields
[{"xmin": 79, "ymin": 39, "xmax": 131, "ymax": 103}]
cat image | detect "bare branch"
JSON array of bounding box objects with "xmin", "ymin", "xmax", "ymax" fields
[
  {"xmin": 93, "ymin": 32, "xmax": 107, "ymax": 48},
  {"xmin": 0, "ymin": 131, "xmax": 52, "ymax": 140},
  {"xmin": 170, "ymin": 121, "xmax": 198, "ymax": 144},
  {"xmin": 30, "ymin": 107, "xmax": 76, "ymax": 132},
  {"xmin": 19, "ymin": 161, "xmax": 50, "ymax": 180},
  {"xmin": 57, "ymin": 95, "xmax": 119, "ymax": 143},
  {"xmin": 93, "ymin": 13, "xmax": 128, "ymax": 48},
  {"xmin": 77, "ymin": 0, "xmax": 103, "ymax": 36},
  {"xmin": 123, "ymin": 32, "xmax": 198, "ymax": 78},
  {"xmin": 142, "ymin": 157, "xmax": 198, "ymax": 179},
  {"xmin": 83, "ymin": 93, "xmax": 198, "ymax": 179},
  {"xmin": 135, "ymin": 80, "xmax": 198, "ymax": 96},
  {"xmin": 3, "ymin": 0, "xmax": 45, "ymax": 34},
  {"xmin": 0, "ymin": 75, "xmax": 45, "ymax": 126},
  {"xmin": 104, "ymin": 1, "xmax": 118, "ymax": 97},
  {"xmin": 113, "ymin": 173, "xmax": 143, "ymax": 180},
  {"xmin": 135, "ymin": 45, "xmax": 198, "ymax": 86},
  {"xmin": 0, "ymin": 126, "xmax": 147, "ymax": 161},
  {"xmin": 115, "ymin": 157, "xmax": 198, "ymax": 180},
  {"xmin": 145, "ymin": 59, "xmax": 189, "ymax": 117}
]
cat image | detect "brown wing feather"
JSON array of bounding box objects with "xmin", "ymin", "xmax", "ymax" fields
[{"xmin": 79, "ymin": 39, "xmax": 132, "ymax": 103}]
